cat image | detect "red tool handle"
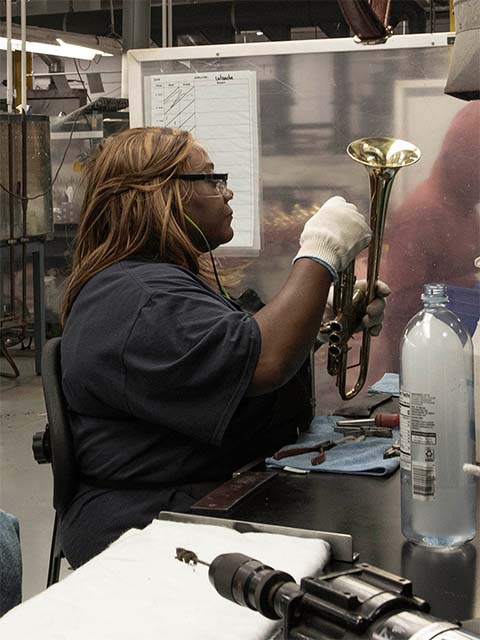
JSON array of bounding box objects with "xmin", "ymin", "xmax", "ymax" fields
[
  {"xmin": 311, "ymin": 451, "xmax": 326, "ymax": 466},
  {"xmin": 272, "ymin": 441, "xmax": 332, "ymax": 460},
  {"xmin": 374, "ymin": 413, "xmax": 399, "ymax": 428},
  {"xmin": 273, "ymin": 446, "xmax": 316, "ymax": 460}
]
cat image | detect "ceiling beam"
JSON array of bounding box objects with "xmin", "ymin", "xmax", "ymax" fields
[{"xmin": 0, "ymin": 1, "xmax": 433, "ymax": 42}]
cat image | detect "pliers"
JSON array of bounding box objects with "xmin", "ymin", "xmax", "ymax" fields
[
  {"xmin": 383, "ymin": 442, "xmax": 400, "ymax": 459},
  {"xmin": 272, "ymin": 436, "xmax": 358, "ymax": 466},
  {"xmin": 272, "ymin": 439, "xmax": 335, "ymax": 465}
]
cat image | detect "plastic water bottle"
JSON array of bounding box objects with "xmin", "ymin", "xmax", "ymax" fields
[
  {"xmin": 473, "ymin": 257, "xmax": 480, "ymax": 463},
  {"xmin": 399, "ymin": 283, "xmax": 476, "ymax": 546},
  {"xmin": 474, "ymin": 317, "xmax": 480, "ymax": 463},
  {"xmin": 472, "ymin": 320, "xmax": 480, "ymax": 461}
]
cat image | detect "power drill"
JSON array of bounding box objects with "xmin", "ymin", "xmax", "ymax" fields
[{"xmin": 207, "ymin": 552, "xmax": 479, "ymax": 640}]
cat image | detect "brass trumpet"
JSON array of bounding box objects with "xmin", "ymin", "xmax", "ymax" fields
[{"xmin": 320, "ymin": 137, "xmax": 421, "ymax": 400}]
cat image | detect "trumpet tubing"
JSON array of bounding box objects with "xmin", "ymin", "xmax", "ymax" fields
[{"xmin": 322, "ymin": 137, "xmax": 421, "ymax": 400}]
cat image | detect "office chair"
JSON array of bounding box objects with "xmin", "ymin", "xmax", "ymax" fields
[{"xmin": 32, "ymin": 337, "xmax": 78, "ymax": 587}]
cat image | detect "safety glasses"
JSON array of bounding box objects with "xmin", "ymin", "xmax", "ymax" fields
[{"xmin": 176, "ymin": 173, "xmax": 229, "ymax": 196}]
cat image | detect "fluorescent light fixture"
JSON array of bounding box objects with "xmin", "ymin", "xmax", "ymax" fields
[
  {"xmin": 56, "ymin": 38, "xmax": 113, "ymax": 59},
  {"xmin": 0, "ymin": 36, "xmax": 113, "ymax": 59}
]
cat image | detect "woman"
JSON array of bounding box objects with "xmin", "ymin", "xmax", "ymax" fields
[{"xmin": 60, "ymin": 126, "xmax": 385, "ymax": 567}]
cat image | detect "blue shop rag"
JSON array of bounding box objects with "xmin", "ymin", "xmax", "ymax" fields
[
  {"xmin": 265, "ymin": 416, "xmax": 400, "ymax": 477},
  {"xmin": 368, "ymin": 373, "xmax": 400, "ymax": 397}
]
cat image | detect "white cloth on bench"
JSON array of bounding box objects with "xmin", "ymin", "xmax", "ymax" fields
[{"xmin": 0, "ymin": 519, "xmax": 330, "ymax": 639}]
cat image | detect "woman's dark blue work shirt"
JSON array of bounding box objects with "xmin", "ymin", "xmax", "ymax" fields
[{"xmin": 60, "ymin": 258, "xmax": 306, "ymax": 567}]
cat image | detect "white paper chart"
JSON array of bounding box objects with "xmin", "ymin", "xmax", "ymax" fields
[{"xmin": 147, "ymin": 70, "xmax": 260, "ymax": 253}]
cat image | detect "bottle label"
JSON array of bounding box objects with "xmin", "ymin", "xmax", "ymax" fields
[
  {"xmin": 399, "ymin": 390, "xmax": 437, "ymax": 501},
  {"xmin": 399, "ymin": 391, "xmax": 411, "ymax": 471}
]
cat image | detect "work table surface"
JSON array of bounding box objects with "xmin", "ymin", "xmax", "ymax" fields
[{"xmin": 213, "ymin": 469, "xmax": 479, "ymax": 622}]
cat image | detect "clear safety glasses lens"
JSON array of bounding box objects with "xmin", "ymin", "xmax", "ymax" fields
[{"xmin": 176, "ymin": 173, "xmax": 229, "ymax": 198}]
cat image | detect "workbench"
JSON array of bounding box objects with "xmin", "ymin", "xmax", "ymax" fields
[
  {"xmin": 188, "ymin": 386, "xmax": 479, "ymax": 624},
  {"xmin": 194, "ymin": 467, "xmax": 480, "ymax": 623}
]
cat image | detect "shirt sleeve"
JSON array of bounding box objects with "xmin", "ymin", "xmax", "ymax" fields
[{"xmin": 122, "ymin": 270, "xmax": 261, "ymax": 447}]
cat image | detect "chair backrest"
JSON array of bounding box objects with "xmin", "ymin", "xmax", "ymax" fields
[{"xmin": 41, "ymin": 337, "xmax": 78, "ymax": 515}]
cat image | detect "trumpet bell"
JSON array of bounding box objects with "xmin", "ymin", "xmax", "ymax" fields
[{"xmin": 347, "ymin": 137, "xmax": 421, "ymax": 170}]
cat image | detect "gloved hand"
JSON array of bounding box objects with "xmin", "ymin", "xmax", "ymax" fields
[
  {"xmin": 321, "ymin": 280, "xmax": 391, "ymax": 340},
  {"xmin": 355, "ymin": 279, "xmax": 391, "ymax": 336},
  {"xmin": 293, "ymin": 196, "xmax": 372, "ymax": 280}
]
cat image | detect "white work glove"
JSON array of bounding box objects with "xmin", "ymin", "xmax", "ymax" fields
[
  {"xmin": 322, "ymin": 279, "xmax": 391, "ymax": 338},
  {"xmin": 293, "ymin": 196, "xmax": 372, "ymax": 281},
  {"xmin": 354, "ymin": 279, "xmax": 391, "ymax": 336}
]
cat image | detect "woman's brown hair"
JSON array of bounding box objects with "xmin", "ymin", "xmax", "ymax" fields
[{"xmin": 61, "ymin": 126, "xmax": 204, "ymax": 325}]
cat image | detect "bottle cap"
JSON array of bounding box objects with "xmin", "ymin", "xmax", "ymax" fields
[{"xmin": 422, "ymin": 283, "xmax": 449, "ymax": 303}]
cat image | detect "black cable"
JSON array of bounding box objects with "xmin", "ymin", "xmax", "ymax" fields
[
  {"xmin": 0, "ymin": 113, "xmax": 80, "ymax": 202},
  {"xmin": 208, "ymin": 250, "xmax": 231, "ymax": 300},
  {"xmin": 73, "ymin": 58, "xmax": 92, "ymax": 103},
  {"xmin": 77, "ymin": 59, "xmax": 92, "ymax": 72},
  {"xmin": 184, "ymin": 214, "xmax": 230, "ymax": 299},
  {"xmin": 107, "ymin": 0, "xmax": 122, "ymax": 42}
]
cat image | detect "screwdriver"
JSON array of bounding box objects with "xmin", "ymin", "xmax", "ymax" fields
[{"xmin": 336, "ymin": 413, "xmax": 399, "ymax": 429}]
